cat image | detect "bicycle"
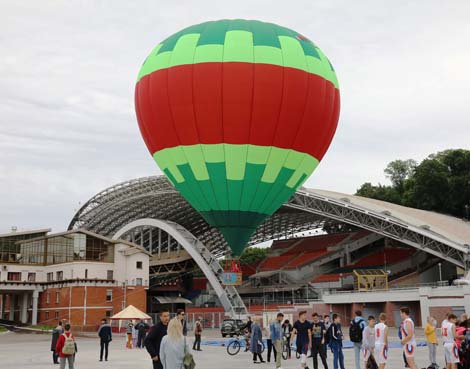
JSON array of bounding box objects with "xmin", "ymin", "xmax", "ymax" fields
[
  {"xmin": 226, "ymin": 334, "xmax": 266, "ymax": 356},
  {"xmin": 282, "ymin": 336, "xmax": 291, "ymax": 360}
]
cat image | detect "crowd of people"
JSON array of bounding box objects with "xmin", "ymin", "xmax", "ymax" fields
[
  {"xmin": 236, "ymin": 307, "xmax": 465, "ymax": 369},
  {"xmin": 47, "ymin": 307, "xmax": 470, "ymax": 369}
]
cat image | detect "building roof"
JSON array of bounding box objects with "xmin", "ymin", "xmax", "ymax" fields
[
  {"xmin": 0, "ymin": 228, "xmax": 51, "ymax": 238},
  {"xmin": 16, "ymin": 228, "xmax": 151, "ymax": 256},
  {"xmin": 309, "ymin": 189, "xmax": 470, "ymax": 248},
  {"xmin": 68, "ymin": 175, "xmax": 470, "ymax": 265}
]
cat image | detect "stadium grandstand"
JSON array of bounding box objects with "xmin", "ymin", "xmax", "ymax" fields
[{"xmin": 2, "ymin": 175, "xmax": 470, "ymax": 328}]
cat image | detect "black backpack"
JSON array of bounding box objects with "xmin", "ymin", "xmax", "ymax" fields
[
  {"xmin": 349, "ymin": 319, "xmax": 363, "ymax": 343},
  {"xmin": 325, "ymin": 324, "xmax": 333, "ymax": 345}
]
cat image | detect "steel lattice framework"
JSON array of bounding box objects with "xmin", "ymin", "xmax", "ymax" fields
[{"xmin": 69, "ymin": 175, "xmax": 470, "ymax": 268}]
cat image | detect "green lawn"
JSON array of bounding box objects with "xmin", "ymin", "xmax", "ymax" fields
[{"xmin": 0, "ymin": 326, "xmax": 7, "ymax": 333}]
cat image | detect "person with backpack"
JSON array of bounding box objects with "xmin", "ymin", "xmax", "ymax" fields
[
  {"xmin": 55, "ymin": 323, "xmax": 75, "ymax": 369},
  {"xmin": 98, "ymin": 318, "xmax": 112, "ymax": 362},
  {"xmin": 51, "ymin": 320, "xmax": 64, "ymax": 364},
  {"xmin": 159, "ymin": 318, "xmax": 193, "ymax": 369},
  {"xmin": 329, "ymin": 314, "xmax": 345, "ymax": 369},
  {"xmin": 350, "ymin": 310, "xmax": 367, "ymax": 369}
]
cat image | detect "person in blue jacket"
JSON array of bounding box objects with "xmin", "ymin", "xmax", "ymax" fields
[{"xmin": 98, "ymin": 318, "xmax": 112, "ymax": 362}]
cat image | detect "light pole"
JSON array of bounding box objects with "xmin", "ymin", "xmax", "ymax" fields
[{"xmin": 438, "ymin": 263, "xmax": 442, "ymax": 283}]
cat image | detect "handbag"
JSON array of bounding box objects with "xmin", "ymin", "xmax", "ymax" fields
[{"xmin": 183, "ymin": 337, "xmax": 196, "ymax": 369}]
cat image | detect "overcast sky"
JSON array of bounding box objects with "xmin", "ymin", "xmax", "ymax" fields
[{"xmin": 1, "ymin": 0, "xmax": 469, "ymax": 233}]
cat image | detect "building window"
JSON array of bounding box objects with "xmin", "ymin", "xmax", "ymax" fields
[
  {"xmin": 107, "ymin": 270, "xmax": 114, "ymax": 280},
  {"xmin": 46, "ymin": 291, "xmax": 50, "ymax": 304},
  {"xmin": 106, "ymin": 289, "xmax": 112, "ymax": 302},
  {"xmin": 105, "ymin": 310, "xmax": 112, "ymax": 318},
  {"xmin": 45, "ymin": 311, "xmax": 50, "ymax": 320},
  {"xmin": 85, "ymin": 269, "xmax": 88, "ymax": 279},
  {"xmin": 55, "ymin": 292, "xmax": 60, "ymax": 303},
  {"xmin": 47, "ymin": 272, "xmax": 53, "ymax": 282},
  {"xmin": 54, "ymin": 311, "xmax": 59, "ymax": 319},
  {"xmin": 7, "ymin": 272, "xmax": 21, "ymax": 281},
  {"xmin": 56, "ymin": 271, "xmax": 63, "ymax": 281},
  {"xmin": 136, "ymin": 261, "xmax": 143, "ymax": 269},
  {"xmin": 27, "ymin": 272, "xmax": 36, "ymax": 282},
  {"xmin": 136, "ymin": 278, "xmax": 143, "ymax": 286}
]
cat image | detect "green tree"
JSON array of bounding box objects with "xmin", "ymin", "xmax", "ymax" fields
[
  {"xmin": 239, "ymin": 247, "xmax": 269, "ymax": 265},
  {"xmin": 356, "ymin": 149, "xmax": 470, "ymax": 218},
  {"xmin": 384, "ymin": 159, "xmax": 417, "ymax": 195}
]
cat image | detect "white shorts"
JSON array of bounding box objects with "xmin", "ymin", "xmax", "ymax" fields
[
  {"xmin": 374, "ymin": 343, "xmax": 388, "ymax": 364},
  {"xmin": 403, "ymin": 343, "xmax": 416, "ymax": 358},
  {"xmin": 362, "ymin": 347, "xmax": 372, "ymax": 362},
  {"xmin": 444, "ymin": 342, "xmax": 460, "ymax": 364}
]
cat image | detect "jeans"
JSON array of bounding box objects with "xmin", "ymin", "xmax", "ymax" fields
[
  {"xmin": 59, "ymin": 356, "xmax": 74, "ymax": 369},
  {"xmin": 193, "ymin": 334, "xmax": 201, "ymax": 350},
  {"xmin": 353, "ymin": 342, "xmax": 362, "ymax": 369},
  {"xmin": 330, "ymin": 342, "xmax": 345, "ymax": 369},
  {"xmin": 267, "ymin": 339, "xmax": 277, "ymax": 362},
  {"xmin": 100, "ymin": 340, "xmax": 109, "ymax": 360},
  {"xmin": 312, "ymin": 343, "xmax": 328, "ymax": 369},
  {"xmin": 428, "ymin": 342, "xmax": 437, "ymax": 364}
]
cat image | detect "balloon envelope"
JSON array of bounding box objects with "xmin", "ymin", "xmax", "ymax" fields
[{"xmin": 135, "ymin": 19, "xmax": 340, "ymax": 255}]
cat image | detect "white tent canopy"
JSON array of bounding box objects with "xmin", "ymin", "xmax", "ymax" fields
[{"xmin": 110, "ymin": 305, "xmax": 152, "ymax": 321}]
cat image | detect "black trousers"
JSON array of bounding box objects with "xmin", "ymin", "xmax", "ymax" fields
[
  {"xmin": 137, "ymin": 332, "xmax": 146, "ymax": 348},
  {"xmin": 100, "ymin": 340, "xmax": 109, "ymax": 360},
  {"xmin": 52, "ymin": 351, "xmax": 59, "ymax": 364},
  {"xmin": 253, "ymin": 353, "xmax": 263, "ymax": 362},
  {"xmin": 193, "ymin": 334, "xmax": 201, "ymax": 350},
  {"xmin": 153, "ymin": 359, "xmax": 164, "ymax": 369},
  {"xmin": 267, "ymin": 339, "xmax": 277, "ymax": 362},
  {"xmin": 312, "ymin": 343, "xmax": 328, "ymax": 369}
]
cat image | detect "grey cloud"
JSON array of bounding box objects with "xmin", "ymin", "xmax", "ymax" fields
[{"xmin": 1, "ymin": 0, "xmax": 470, "ymax": 232}]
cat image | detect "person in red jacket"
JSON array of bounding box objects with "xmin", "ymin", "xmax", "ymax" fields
[{"xmin": 55, "ymin": 323, "xmax": 75, "ymax": 369}]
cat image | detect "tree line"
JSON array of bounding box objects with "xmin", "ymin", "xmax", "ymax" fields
[{"xmin": 355, "ymin": 149, "xmax": 470, "ymax": 219}]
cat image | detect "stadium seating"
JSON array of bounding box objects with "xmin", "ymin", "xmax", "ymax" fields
[
  {"xmin": 259, "ymin": 254, "xmax": 296, "ymax": 271},
  {"xmin": 284, "ymin": 250, "xmax": 329, "ymax": 269},
  {"xmin": 351, "ymin": 247, "xmax": 414, "ymax": 268},
  {"xmin": 283, "ymin": 233, "xmax": 351, "ymax": 255}
]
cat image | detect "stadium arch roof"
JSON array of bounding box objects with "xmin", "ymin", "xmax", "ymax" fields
[{"xmin": 69, "ymin": 176, "xmax": 470, "ymax": 268}]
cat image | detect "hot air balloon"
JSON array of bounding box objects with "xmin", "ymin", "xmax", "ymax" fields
[{"xmin": 135, "ymin": 19, "xmax": 340, "ymax": 256}]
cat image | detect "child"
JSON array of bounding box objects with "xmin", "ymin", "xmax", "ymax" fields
[
  {"xmin": 362, "ymin": 316, "xmax": 376, "ymax": 368},
  {"xmin": 375, "ymin": 313, "xmax": 389, "ymax": 369},
  {"xmin": 330, "ymin": 314, "xmax": 345, "ymax": 369}
]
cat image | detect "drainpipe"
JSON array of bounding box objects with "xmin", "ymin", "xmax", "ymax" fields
[{"xmin": 83, "ymin": 285, "xmax": 87, "ymax": 326}]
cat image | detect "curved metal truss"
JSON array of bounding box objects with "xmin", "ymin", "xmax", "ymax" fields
[
  {"xmin": 113, "ymin": 219, "xmax": 248, "ymax": 317},
  {"xmin": 287, "ymin": 191, "xmax": 470, "ymax": 268},
  {"xmin": 69, "ymin": 176, "xmax": 327, "ymax": 257},
  {"xmin": 69, "ymin": 175, "xmax": 470, "ymax": 268}
]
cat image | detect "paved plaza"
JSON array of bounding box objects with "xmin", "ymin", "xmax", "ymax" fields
[{"xmin": 0, "ymin": 329, "xmax": 445, "ymax": 369}]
